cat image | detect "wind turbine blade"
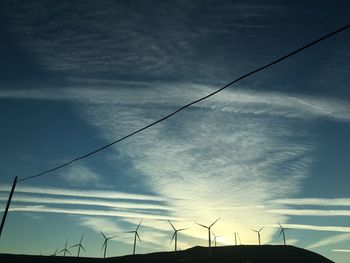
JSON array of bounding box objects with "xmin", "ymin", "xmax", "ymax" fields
[
  {"xmin": 170, "ymin": 232, "xmax": 176, "ymax": 244},
  {"xmin": 80, "ymin": 234, "xmax": 84, "ymax": 243},
  {"xmin": 70, "ymin": 244, "xmax": 78, "ymax": 248},
  {"xmin": 168, "ymin": 220, "xmax": 176, "ymax": 231},
  {"xmin": 81, "ymin": 245, "xmax": 86, "ymax": 253},
  {"xmin": 196, "ymin": 222, "xmax": 208, "ymax": 228},
  {"xmin": 125, "ymin": 231, "xmax": 135, "ymax": 233},
  {"xmin": 210, "ymin": 217, "xmax": 220, "ymax": 227},
  {"xmin": 136, "ymin": 232, "xmax": 141, "ymax": 242},
  {"xmin": 58, "ymin": 249, "xmax": 64, "ymax": 254},
  {"xmin": 109, "ymin": 235, "xmax": 118, "ymax": 240},
  {"xmin": 259, "ymin": 227, "xmax": 264, "ymax": 232},
  {"xmin": 178, "ymin": 228, "xmax": 188, "ymax": 232},
  {"xmin": 251, "ymin": 229, "xmax": 258, "ymax": 233},
  {"xmin": 136, "ymin": 220, "xmax": 142, "ymax": 231},
  {"xmin": 100, "ymin": 231, "xmax": 107, "ymax": 239},
  {"xmin": 66, "ymin": 250, "xmax": 71, "ymax": 255}
]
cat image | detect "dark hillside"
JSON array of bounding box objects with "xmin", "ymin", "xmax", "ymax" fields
[{"xmin": 0, "ymin": 245, "xmax": 334, "ymax": 263}]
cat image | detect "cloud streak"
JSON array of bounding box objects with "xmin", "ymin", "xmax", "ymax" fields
[
  {"xmin": 0, "ymin": 184, "xmax": 167, "ymax": 202},
  {"xmin": 273, "ymin": 198, "xmax": 350, "ymax": 206},
  {"xmin": 3, "ymin": 205, "xmax": 182, "ymax": 221},
  {"xmin": 307, "ymin": 233, "xmax": 350, "ymax": 249},
  {"xmin": 0, "ymin": 194, "xmax": 172, "ymax": 211},
  {"xmin": 1, "ymin": 86, "xmax": 350, "ymax": 122},
  {"xmin": 281, "ymin": 224, "xmax": 350, "ymax": 233},
  {"xmin": 332, "ymin": 249, "xmax": 350, "ymax": 253},
  {"xmin": 268, "ymin": 209, "xmax": 350, "ymax": 216}
]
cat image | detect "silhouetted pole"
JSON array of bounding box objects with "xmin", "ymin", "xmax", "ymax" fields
[
  {"xmin": 104, "ymin": 242, "xmax": 107, "ymax": 258},
  {"xmin": 208, "ymin": 228, "xmax": 212, "ymax": 256},
  {"xmin": 234, "ymin": 232, "xmax": 237, "ymax": 245},
  {"xmin": 133, "ymin": 233, "xmax": 136, "ymax": 255},
  {"xmin": 175, "ymin": 233, "xmax": 177, "ymax": 252},
  {"xmin": 0, "ymin": 176, "xmax": 18, "ymax": 237},
  {"xmin": 282, "ymin": 230, "xmax": 286, "ymax": 245}
]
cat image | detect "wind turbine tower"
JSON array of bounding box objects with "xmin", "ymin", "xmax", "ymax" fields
[
  {"xmin": 126, "ymin": 220, "xmax": 142, "ymax": 255},
  {"xmin": 169, "ymin": 220, "xmax": 188, "ymax": 252},
  {"xmin": 101, "ymin": 231, "xmax": 117, "ymax": 258},
  {"xmin": 71, "ymin": 234, "xmax": 86, "ymax": 257},
  {"xmin": 196, "ymin": 217, "xmax": 220, "ymax": 256},
  {"xmin": 252, "ymin": 227, "xmax": 264, "ymax": 245}
]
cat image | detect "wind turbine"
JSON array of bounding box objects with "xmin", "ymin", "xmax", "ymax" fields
[
  {"xmin": 50, "ymin": 246, "xmax": 60, "ymax": 256},
  {"xmin": 101, "ymin": 231, "xmax": 117, "ymax": 258},
  {"xmin": 196, "ymin": 217, "xmax": 220, "ymax": 256},
  {"xmin": 58, "ymin": 240, "xmax": 71, "ymax": 256},
  {"xmin": 71, "ymin": 234, "xmax": 86, "ymax": 257},
  {"xmin": 126, "ymin": 220, "xmax": 142, "ymax": 255},
  {"xmin": 252, "ymin": 227, "xmax": 264, "ymax": 245},
  {"xmin": 234, "ymin": 232, "xmax": 238, "ymax": 245},
  {"xmin": 211, "ymin": 231, "xmax": 221, "ymax": 247},
  {"xmin": 168, "ymin": 220, "xmax": 188, "ymax": 252},
  {"xmin": 237, "ymin": 232, "xmax": 242, "ymax": 245},
  {"xmin": 278, "ymin": 222, "xmax": 288, "ymax": 245}
]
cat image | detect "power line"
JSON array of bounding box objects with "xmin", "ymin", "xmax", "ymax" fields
[{"xmin": 18, "ymin": 23, "xmax": 350, "ymax": 182}]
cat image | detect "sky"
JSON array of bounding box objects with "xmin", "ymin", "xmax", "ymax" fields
[{"xmin": 0, "ymin": 1, "xmax": 349, "ymax": 262}]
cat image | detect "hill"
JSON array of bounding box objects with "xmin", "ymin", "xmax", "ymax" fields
[{"xmin": 0, "ymin": 245, "xmax": 334, "ymax": 263}]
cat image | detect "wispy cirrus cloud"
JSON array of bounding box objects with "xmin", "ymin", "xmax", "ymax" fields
[
  {"xmin": 3, "ymin": 84, "xmax": 349, "ymax": 245},
  {"xmin": 268, "ymin": 209, "xmax": 350, "ymax": 216},
  {"xmin": 60, "ymin": 164, "xmax": 104, "ymax": 187},
  {"xmin": 307, "ymin": 233, "xmax": 350, "ymax": 249},
  {"xmin": 2, "ymin": 84, "xmax": 350, "ymax": 246},
  {"xmin": 280, "ymin": 224, "xmax": 350, "ymax": 233},
  {"xmin": 332, "ymin": 249, "xmax": 350, "ymax": 253},
  {"xmin": 1, "ymin": 85, "xmax": 350, "ymax": 122},
  {"xmin": 71, "ymin": 86, "xmax": 315, "ymax": 246},
  {"xmin": 0, "ymin": 194, "xmax": 172, "ymax": 211},
  {"xmin": 1, "ymin": 1, "xmax": 284, "ymax": 81},
  {"xmin": 0, "ymin": 184, "xmax": 167, "ymax": 202},
  {"xmin": 273, "ymin": 198, "xmax": 350, "ymax": 206},
  {"xmin": 3, "ymin": 205, "xmax": 182, "ymax": 221}
]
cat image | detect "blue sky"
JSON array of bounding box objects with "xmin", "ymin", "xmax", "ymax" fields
[{"xmin": 0, "ymin": 1, "xmax": 350, "ymax": 262}]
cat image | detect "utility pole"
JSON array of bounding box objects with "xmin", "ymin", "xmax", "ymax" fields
[{"xmin": 0, "ymin": 176, "xmax": 18, "ymax": 237}]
